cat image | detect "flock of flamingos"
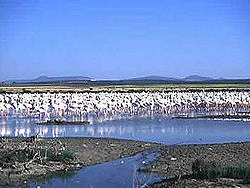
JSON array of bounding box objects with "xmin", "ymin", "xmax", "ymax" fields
[{"xmin": 0, "ymin": 90, "xmax": 250, "ymax": 119}]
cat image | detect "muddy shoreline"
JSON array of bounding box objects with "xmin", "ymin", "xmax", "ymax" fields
[
  {"xmin": 0, "ymin": 137, "xmax": 159, "ymax": 186},
  {"xmin": 3, "ymin": 137, "xmax": 250, "ymax": 188},
  {"xmin": 146, "ymin": 142, "xmax": 250, "ymax": 188}
]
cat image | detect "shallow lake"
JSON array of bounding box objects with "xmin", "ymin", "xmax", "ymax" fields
[{"xmin": 1, "ymin": 116, "xmax": 250, "ymax": 144}]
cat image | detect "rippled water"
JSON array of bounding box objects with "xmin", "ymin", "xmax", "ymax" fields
[{"xmin": 1, "ymin": 116, "xmax": 250, "ymax": 144}]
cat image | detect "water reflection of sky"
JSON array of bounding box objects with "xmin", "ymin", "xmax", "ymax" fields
[
  {"xmin": 26, "ymin": 148, "xmax": 161, "ymax": 188},
  {"xmin": 1, "ymin": 116, "xmax": 250, "ymax": 144}
]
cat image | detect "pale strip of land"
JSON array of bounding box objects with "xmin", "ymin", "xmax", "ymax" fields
[{"xmin": 1, "ymin": 83, "xmax": 250, "ymax": 93}]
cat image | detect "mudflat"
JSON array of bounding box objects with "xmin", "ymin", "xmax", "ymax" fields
[
  {"xmin": 2, "ymin": 137, "xmax": 250, "ymax": 187},
  {"xmin": 0, "ymin": 137, "xmax": 159, "ymax": 186},
  {"xmin": 146, "ymin": 142, "xmax": 250, "ymax": 188}
]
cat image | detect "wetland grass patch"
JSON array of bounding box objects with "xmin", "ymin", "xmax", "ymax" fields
[{"xmin": 192, "ymin": 159, "xmax": 250, "ymax": 182}]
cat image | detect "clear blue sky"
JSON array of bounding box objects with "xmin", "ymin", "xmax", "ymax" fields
[{"xmin": 0, "ymin": 0, "xmax": 249, "ymax": 80}]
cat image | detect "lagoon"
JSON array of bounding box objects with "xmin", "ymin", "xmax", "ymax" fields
[{"xmin": 1, "ymin": 116, "xmax": 250, "ymax": 144}]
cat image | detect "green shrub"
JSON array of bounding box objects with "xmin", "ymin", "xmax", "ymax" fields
[
  {"xmin": 192, "ymin": 159, "xmax": 250, "ymax": 182},
  {"xmin": 192, "ymin": 159, "xmax": 218, "ymax": 180},
  {"xmin": 43, "ymin": 150, "xmax": 74, "ymax": 162},
  {"xmin": 7, "ymin": 149, "xmax": 35, "ymax": 162},
  {"xmin": 0, "ymin": 148, "xmax": 74, "ymax": 165}
]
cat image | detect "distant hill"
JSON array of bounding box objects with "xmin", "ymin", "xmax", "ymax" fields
[
  {"xmin": 5, "ymin": 75, "xmax": 250, "ymax": 86},
  {"xmin": 5, "ymin": 76, "xmax": 93, "ymax": 83},
  {"xmin": 126, "ymin": 75, "xmax": 214, "ymax": 82},
  {"xmin": 2, "ymin": 74, "xmax": 250, "ymax": 87},
  {"xmin": 33, "ymin": 76, "xmax": 92, "ymax": 82},
  {"xmin": 4, "ymin": 75, "xmax": 214, "ymax": 83},
  {"xmin": 183, "ymin": 75, "xmax": 214, "ymax": 81},
  {"xmin": 127, "ymin": 75, "xmax": 178, "ymax": 81}
]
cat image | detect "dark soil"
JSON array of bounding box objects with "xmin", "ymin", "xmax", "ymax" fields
[{"xmin": 145, "ymin": 142, "xmax": 250, "ymax": 188}]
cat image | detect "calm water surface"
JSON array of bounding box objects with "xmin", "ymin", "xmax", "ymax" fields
[
  {"xmin": 1, "ymin": 116, "xmax": 250, "ymax": 144},
  {"xmin": 26, "ymin": 148, "xmax": 161, "ymax": 188}
]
